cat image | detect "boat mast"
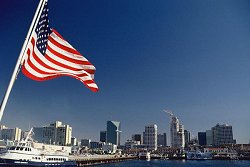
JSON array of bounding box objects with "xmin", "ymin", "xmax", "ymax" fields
[
  {"xmin": 25, "ymin": 128, "xmax": 34, "ymax": 142},
  {"xmin": 0, "ymin": 0, "xmax": 47, "ymax": 121}
]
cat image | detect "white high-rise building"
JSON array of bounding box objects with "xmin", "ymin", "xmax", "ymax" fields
[
  {"xmin": 33, "ymin": 121, "xmax": 72, "ymax": 146},
  {"xmin": 0, "ymin": 125, "xmax": 22, "ymax": 141},
  {"xmin": 143, "ymin": 124, "xmax": 157, "ymax": 150},
  {"xmin": 170, "ymin": 116, "xmax": 184, "ymax": 149}
]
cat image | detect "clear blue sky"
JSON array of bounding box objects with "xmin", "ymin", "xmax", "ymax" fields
[{"xmin": 0, "ymin": 0, "xmax": 250, "ymax": 144}]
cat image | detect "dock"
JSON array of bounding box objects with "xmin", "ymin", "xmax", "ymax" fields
[{"xmin": 69, "ymin": 155, "xmax": 137, "ymax": 166}]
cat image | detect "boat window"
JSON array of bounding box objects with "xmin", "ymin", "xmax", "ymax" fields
[
  {"xmin": 16, "ymin": 147, "xmax": 20, "ymax": 150},
  {"xmin": 9, "ymin": 147, "xmax": 15, "ymax": 150},
  {"xmin": 20, "ymin": 147, "xmax": 24, "ymax": 151},
  {"xmin": 25, "ymin": 148, "xmax": 28, "ymax": 151}
]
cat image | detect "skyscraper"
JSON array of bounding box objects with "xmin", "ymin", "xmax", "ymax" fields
[
  {"xmin": 198, "ymin": 132, "xmax": 207, "ymax": 146},
  {"xmin": 143, "ymin": 124, "xmax": 157, "ymax": 150},
  {"xmin": 100, "ymin": 131, "xmax": 106, "ymax": 142},
  {"xmin": 184, "ymin": 130, "xmax": 190, "ymax": 147},
  {"xmin": 106, "ymin": 121, "xmax": 121, "ymax": 146},
  {"xmin": 170, "ymin": 116, "xmax": 185, "ymax": 149},
  {"xmin": 157, "ymin": 133, "xmax": 167, "ymax": 147},
  {"xmin": 212, "ymin": 124, "xmax": 234, "ymax": 146},
  {"xmin": 206, "ymin": 130, "xmax": 213, "ymax": 146}
]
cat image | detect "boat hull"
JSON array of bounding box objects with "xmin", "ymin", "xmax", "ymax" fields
[{"xmin": 0, "ymin": 158, "xmax": 77, "ymax": 167}]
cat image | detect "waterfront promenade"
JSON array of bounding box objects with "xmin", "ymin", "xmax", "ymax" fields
[{"xmin": 69, "ymin": 154, "xmax": 137, "ymax": 166}]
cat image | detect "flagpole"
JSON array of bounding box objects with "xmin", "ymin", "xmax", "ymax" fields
[{"xmin": 0, "ymin": 0, "xmax": 47, "ymax": 121}]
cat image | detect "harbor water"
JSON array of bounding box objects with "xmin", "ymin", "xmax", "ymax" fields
[{"xmin": 92, "ymin": 159, "xmax": 250, "ymax": 167}]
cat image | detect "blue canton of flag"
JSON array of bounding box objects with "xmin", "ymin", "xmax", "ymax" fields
[{"xmin": 35, "ymin": 2, "xmax": 52, "ymax": 55}]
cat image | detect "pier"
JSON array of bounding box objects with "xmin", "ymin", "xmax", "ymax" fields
[{"xmin": 69, "ymin": 155, "xmax": 137, "ymax": 166}]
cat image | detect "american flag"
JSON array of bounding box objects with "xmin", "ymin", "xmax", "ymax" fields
[{"xmin": 22, "ymin": 1, "xmax": 98, "ymax": 92}]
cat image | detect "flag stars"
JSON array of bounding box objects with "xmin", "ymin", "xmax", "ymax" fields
[{"xmin": 34, "ymin": 3, "xmax": 51, "ymax": 55}]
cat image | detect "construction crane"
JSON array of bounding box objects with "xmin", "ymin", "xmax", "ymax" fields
[{"xmin": 163, "ymin": 109, "xmax": 174, "ymax": 118}]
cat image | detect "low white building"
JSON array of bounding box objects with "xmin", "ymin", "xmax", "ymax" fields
[
  {"xmin": 204, "ymin": 147, "xmax": 228, "ymax": 154},
  {"xmin": 33, "ymin": 142, "xmax": 71, "ymax": 154},
  {"xmin": 102, "ymin": 143, "xmax": 117, "ymax": 154}
]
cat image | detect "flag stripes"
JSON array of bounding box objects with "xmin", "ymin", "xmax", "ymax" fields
[{"xmin": 22, "ymin": 30, "xmax": 98, "ymax": 92}]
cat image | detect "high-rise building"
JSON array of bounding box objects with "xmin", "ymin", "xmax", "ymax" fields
[
  {"xmin": 143, "ymin": 124, "xmax": 157, "ymax": 150},
  {"xmin": 198, "ymin": 132, "xmax": 207, "ymax": 146},
  {"xmin": 33, "ymin": 121, "xmax": 72, "ymax": 146},
  {"xmin": 206, "ymin": 130, "xmax": 213, "ymax": 146},
  {"xmin": 184, "ymin": 130, "xmax": 190, "ymax": 146},
  {"xmin": 0, "ymin": 125, "xmax": 22, "ymax": 141},
  {"xmin": 157, "ymin": 133, "xmax": 167, "ymax": 147},
  {"xmin": 100, "ymin": 131, "xmax": 106, "ymax": 142},
  {"xmin": 170, "ymin": 116, "xmax": 185, "ymax": 149},
  {"xmin": 212, "ymin": 124, "xmax": 234, "ymax": 146},
  {"xmin": 106, "ymin": 121, "xmax": 121, "ymax": 146},
  {"xmin": 132, "ymin": 134, "xmax": 142, "ymax": 144}
]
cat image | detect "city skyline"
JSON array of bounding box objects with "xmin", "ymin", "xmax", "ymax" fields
[
  {"xmin": 1, "ymin": 0, "xmax": 250, "ymax": 144},
  {"xmin": 0, "ymin": 119, "xmax": 243, "ymax": 146}
]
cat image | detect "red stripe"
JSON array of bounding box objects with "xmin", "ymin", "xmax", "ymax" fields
[
  {"xmin": 77, "ymin": 73, "xmax": 88, "ymax": 77},
  {"xmin": 84, "ymin": 69, "xmax": 95, "ymax": 74}
]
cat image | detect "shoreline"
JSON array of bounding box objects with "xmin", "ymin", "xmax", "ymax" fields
[{"xmin": 69, "ymin": 155, "xmax": 250, "ymax": 167}]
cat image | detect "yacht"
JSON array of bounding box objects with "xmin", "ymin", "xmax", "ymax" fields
[{"xmin": 0, "ymin": 129, "xmax": 76, "ymax": 167}]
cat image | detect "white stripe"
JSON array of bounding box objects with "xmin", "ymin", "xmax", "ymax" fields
[{"xmin": 86, "ymin": 83, "xmax": 98, "ymax": 88}]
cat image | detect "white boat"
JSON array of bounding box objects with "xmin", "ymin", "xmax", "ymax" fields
[
  {"xmin": 0, "ymin": 129, "xmax": 76, "ymax": 167},
  {"xmin": 138, "ymin": 152, "xmax": 150, "ymax": 160}
]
